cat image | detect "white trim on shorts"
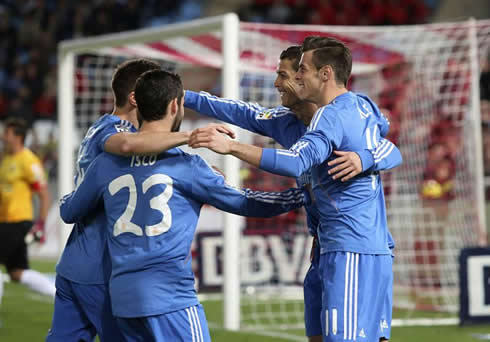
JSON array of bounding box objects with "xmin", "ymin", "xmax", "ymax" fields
[
  {"xmin": 343, "ymin": 252, "xmax": 359, "ymax": 341},
  {"xmin": 186, "ymin": 306, "xmax": 204, "ymax": 342}
]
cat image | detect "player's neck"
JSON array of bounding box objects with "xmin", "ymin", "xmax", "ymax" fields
[
  {"xmin": 139, "ymin": 119, "xmax": 171, "ymax": 133},
  {"xmin": 113, "ymin": 106, "xmax": 139, "ymax": 129},
  {"xmin": 290, "ymin": 102, "xmax": 317, "ymax": 126},
  {"xmin": 318, "ymin": 86, "xmax": 348, "ymax": 107}
]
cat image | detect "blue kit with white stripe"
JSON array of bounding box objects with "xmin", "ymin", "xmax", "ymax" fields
[
  {"xmin": 184, "ymin": 90, "xmax": 400, "ymax": 339},
  {"xmin": 48, "ymin": 114, "xmax": 134, "ymax": 342},
  {"xmin": 59, "ymin": 147, "xmax": 307, "ymax": 341},
  {"xmin": 259, "ymin": 91, "xmax": 402, "ymax": 341}
]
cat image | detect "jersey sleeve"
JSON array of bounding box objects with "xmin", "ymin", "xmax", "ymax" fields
[
  {"xmin": 59, "ymin": 157, "xmax": 104, "ymax": 224},
  {"xmin": 23, "ymin": 153, "xmax": 47, "ymax": 191},
  {"xmin": 187, "ymin": 156, "xmax": 307, "ymax": 217},
  {"xmin": 99, "ymin": 120, "xmax": 134, "ymax": 151},
  {"xmin": 356, "ymin": 138, "xmax": 403, "ymax": 172},
  {"xmin": 259, "ymin": 106, "xmax": 343, "ymax": 177},
  {"xmin": 185, "ymin": 91, "xmax": 302, "ymax": 146}
]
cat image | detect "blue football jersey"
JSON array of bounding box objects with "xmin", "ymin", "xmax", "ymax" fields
[
  {"xmin": 185, "ymin": 91, "xmax": 401, "ymax": 243},
  {"xmin": 59, "ymin": 148, "xmax": 307, "ymax": 317},
  {"xmin": 56, "ymin": 114, "xmax": 136, "ymax": 284},
  {"xmin": 260, "ymin": 91, "xmax": 403, "ymax": 255}
]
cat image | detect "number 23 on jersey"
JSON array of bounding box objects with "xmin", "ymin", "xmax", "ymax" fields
[{"xmin": 108, "ymin": 173, "xmax": 173, "ymax": 237}]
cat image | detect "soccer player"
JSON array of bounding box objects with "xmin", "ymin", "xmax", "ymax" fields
[
  {"xmin": 186, "ymin": 45, "xmax": 400, "ymax": 342},
  {"xmin": 0, "ymin": 118, "xmax": 55, "ymax": 303},
  {"xmin": 59, "ymin": 69, "xmax": 308, "ymax": 342},
  {"xmin": 189, "ymin": 37, "xmax": 400, "ymax": 342},
  {"xmin": 47, "ymin": 59, "xmax": 233, "ymax": 342}
]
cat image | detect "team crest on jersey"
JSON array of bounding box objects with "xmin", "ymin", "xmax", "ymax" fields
[
  {"xmin": 256, "ymin": 107, "xmax": 291, "ymax": 120},
  {"xmin": 115, "ymin": 120, "xmax": 132, "ymax": 132},
  {"xmin": 359, "ymin": 328, "xmax": 366, "ymax": 338},
  {"xmin": 257, "ymin": 109, "xmax": 275, "ymax": 120}
]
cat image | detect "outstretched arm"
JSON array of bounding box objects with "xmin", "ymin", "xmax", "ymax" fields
[
  {"xmin": 189, "ymin": 156, "xmax": 308, "ymax": 217},
  {"xmin": 189, "ymin": 125, "xmax": 402, "ymax": 183},
  {"xmin": 189, "ymin": 122, "xmax": 333, "ymax": 178},
  {"xmin": 189, "ymin": 126, "xmax": 262, "ymax": 167},
  {"xmin": 184, "ymin": 90, "xmax": 302, "ymax": 145}
]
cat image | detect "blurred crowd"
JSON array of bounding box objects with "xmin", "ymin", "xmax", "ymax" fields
[
  {"xmin": 0, "ymin": 0, "xmax": 202, "ymax": 125},
  {"xmin": 239, "ymin": 0, "xmax": 435, "ymax": 25}
]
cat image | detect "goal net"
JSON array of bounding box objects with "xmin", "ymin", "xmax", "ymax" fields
[{"xmin": 58, "ymin": 14, "xmax": 489, "ymax": 332}]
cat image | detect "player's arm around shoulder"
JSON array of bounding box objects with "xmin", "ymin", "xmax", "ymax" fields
[
  {"xmin": 104, "ymin": 130, "xmax": 191, "ymax": 156},
  {"xmin": 259, "ymin": 109, "xmax": 339, "ymax": 178},
  {"xmin": 328, "ymin": 138, "xmax": 403, "ymax": 182},
  {"xmin": 59, "ymin": 155, "xmax": 104, "ymax": 224}
]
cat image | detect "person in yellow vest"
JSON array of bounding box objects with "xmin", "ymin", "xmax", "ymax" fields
[{"xmin": 0, "ymin": 118, "xmax": 55, "ymax": 306}]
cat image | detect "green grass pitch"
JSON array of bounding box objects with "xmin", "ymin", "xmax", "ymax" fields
[{"xmin": 2, "ymin": 260, "xmax": 490, "ymax": 341}]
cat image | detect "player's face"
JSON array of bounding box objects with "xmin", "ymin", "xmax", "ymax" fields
[
  {"xmin": 296, "ymin": 50, "xmax": 322, "ymax": 102},
  {"xmin": 171, "ymin": 97, "xmax": 185, "ymax": 132},
  {"xmin": 274, "ymin": 58, "xmax": 301, "ymax": 108}
]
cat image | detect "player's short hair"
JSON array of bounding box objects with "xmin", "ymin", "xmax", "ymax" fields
[
  {"xmin": 301, "ymin": 36, "xmax": 352, "ymax": 87},
  {"xmin": 112, "ymin": 58, "xmax": 161, "ymax": 107},
  {"xmin": 5, "ymin": 117, "xmax": 28, "ymax": 143},
  {"xmin": 134, "ymin": 69, "xmax": 183, "ymax": 122},
  {"xmin": 280, "ymin": 45, "xmax": 302, "ymax": 72}
]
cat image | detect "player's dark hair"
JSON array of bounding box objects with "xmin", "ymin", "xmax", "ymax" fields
[
  {"xmin": 301, "ymin": 36, "xmax": 352, "ymax": 87},
  {"xmin": 134, "ymin": 69, "xmax": 183, "ymax": 122},
  {"xmin": 5, "ymin": 117, "xmax": 28, "ymax": 143},
  {"xmin": 280, "ymin": 45, "xmax": 302, "ymax": 72},
  {"xmin": 112, "ymin": 58, "xmax": 161, "ymax": 107}
]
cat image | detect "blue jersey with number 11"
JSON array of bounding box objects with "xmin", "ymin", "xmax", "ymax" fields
[{"xmin": 60, "ymin": 148, "xmax": 307, "ymax": 318}]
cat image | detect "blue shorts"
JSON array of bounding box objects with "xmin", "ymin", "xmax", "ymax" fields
[
  {"xmin": 116, "ymin": 304, "xmax": 211, "ymax": 342},
  {"xmin": 319, "ymin": 252, "xmax": 392, "ymax": 342},
  {"xmin": 46, "ymin": 275, "xmax": 124, "ymax": 342},
  {"xmin": 304, "ymin": 236, "xmax": 322, "ymax": 337}
]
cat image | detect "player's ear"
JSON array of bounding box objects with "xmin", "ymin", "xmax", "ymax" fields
[
  {"xmin": 169, "ymin": 98, "xmax": 178, "ymax": 116},
  {"xmin": 320, "ymin": 65, "xmax": 331, "ymax": 82},
  {"xmin": 128, "ymin": 91, "xmax": 137, "ymax": 107}
]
